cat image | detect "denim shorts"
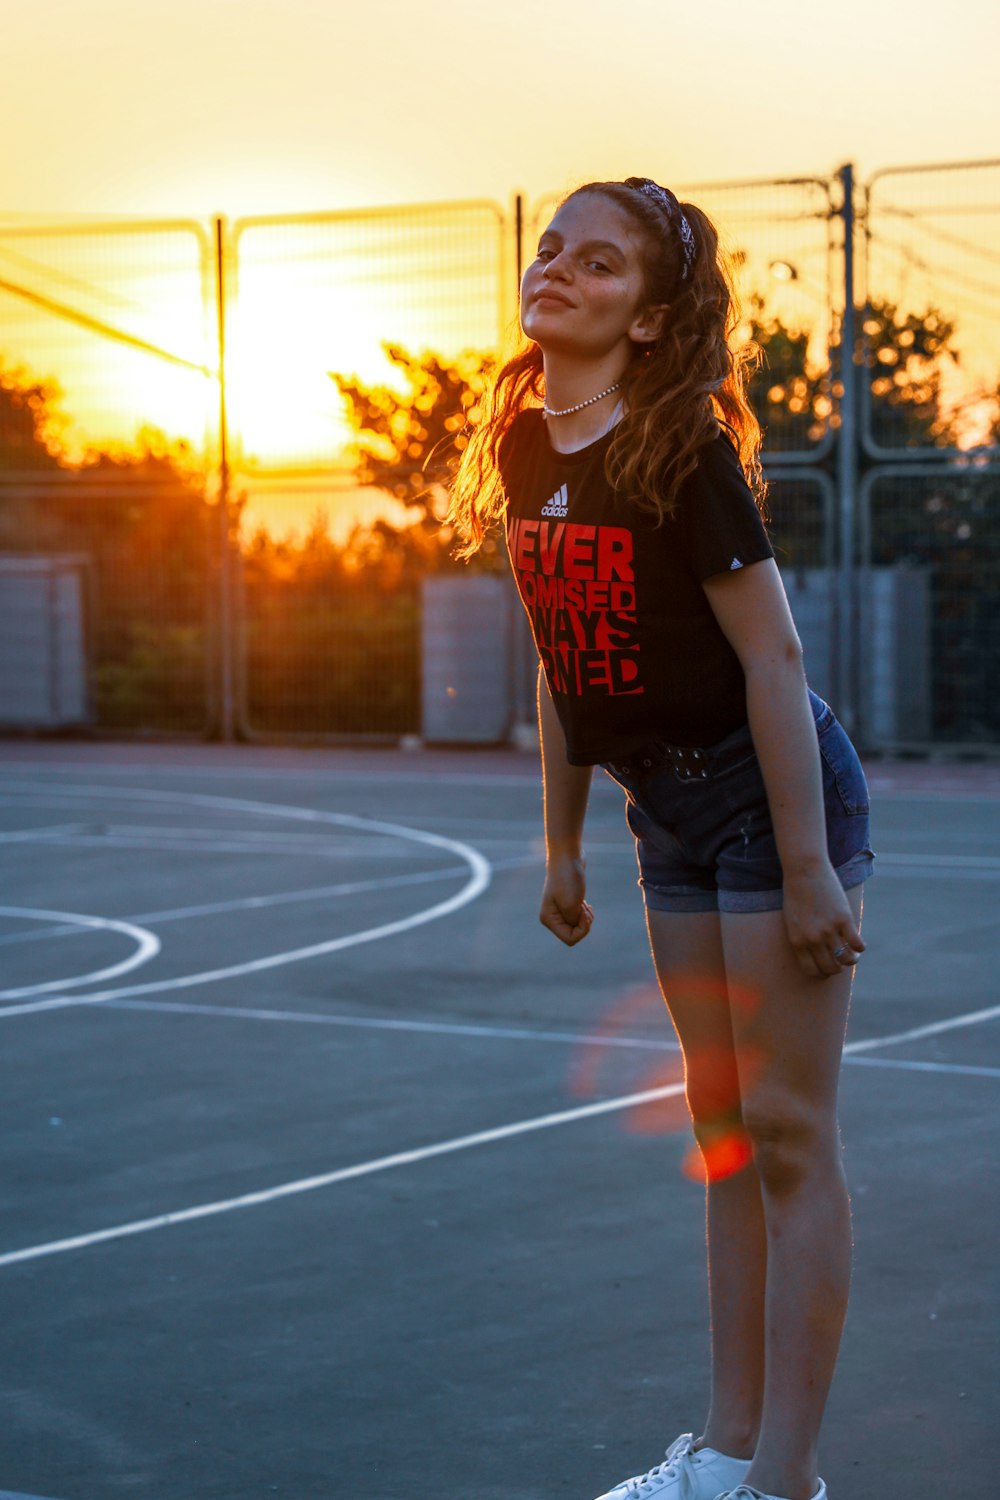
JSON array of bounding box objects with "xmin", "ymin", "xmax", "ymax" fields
[{"xmin": 600, "ymin": 691, "xmax": 875, "ymax": 914}]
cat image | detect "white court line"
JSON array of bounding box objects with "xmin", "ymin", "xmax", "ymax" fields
[
  {"xmin": 99, "ymin": 996, "xmax": 680, "ymax": 1051},
  {"xmin": 0, "ymin": 907, "xmax": 160, "ymax": 1000},
  {"xmin": 0, "ymin": 1082, "xmax": 689, "ymax": 1269},
  {"xmin": 0, "ymin": 855, "xmax": 539, "ymax": 952},
  {"xmin": 877, "ymin": 852, "xmax": 1000, "ymax": 869},
  {"xmin": 4, "ymin": 787, "xmax": 997, "ymax": 871},
  {"xmin": 0, "ymin": 773, "xmax": 995, "ymax": 1267},
  {"xmin": 841, "ymin": 1003, "xmax": 1000, "ymax": 1053},
  {"xmin": 13, "ymin": 828, "xmax": 1000, "ymax": 871},
  {"xmin": 0, "ymin": 998, "xmax": 997, "ymax": 1269},
  {"xmin": 0, "ymin": 822, "xmax": 86, "ymax": 844},
  {"xmin": 0, "ymin": 1491, "xmax": 73, "ymax": 1500},
  {"xmin": 7, "ymin": 828, "xmax": 445, "ymax": 860},
  {"xmin": 874, "ymin": 852, "xmax": 1000, "ymax": 874},
  {"xmin": 0, "ymin": 785, "xmax": 492, "ymax": 1019},
  {"xmin": 95, "ymin": 1002, "xmax": 1000, "ymax": 1074},
  {"xmin": 97, "ymin": 998, "xmax": 1000, "ymax": 1078},
  {"xmin": 3, "ymin": 758, "xmax": 1000, "ymax": 799},
  {"xmin": 3, "ymin": 1003, "xmax": 999, "ymax": 1272},
  {"xmin": 0, "ymin": 765, "xmax": 545, "ymax": 791},
  {"xmin": 842, "ymin": 1055, "xmax": 1000, "ymax": 1079},
  {"xmin": 0, "ymin": 909, "xmax": 492, "ymax": 1018}
]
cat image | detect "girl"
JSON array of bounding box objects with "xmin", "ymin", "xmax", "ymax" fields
[{"xmin": 448, "ymin": 178, "xmax": 874, "ymax": 1500}]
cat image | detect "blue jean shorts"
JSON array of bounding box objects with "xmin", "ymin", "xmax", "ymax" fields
[{"xmin": 600, "ymin": 691, "xmax": 875, "ymax": 914}]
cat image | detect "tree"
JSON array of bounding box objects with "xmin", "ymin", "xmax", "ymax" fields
[
  {"xmin": 744, "ymin": 294, "xmax": 965, "ymax": 455},
  {"xmin": 745, "ymin": 295, "xmax": 829, "ymax": 452},
  {"xmin": 330, "ymin": 343, "xmax": 504, "ymax": 570},
  {"xmin": 857, "ymin": 299, "xmax": 960, "ymax": 449},
  {"xmin": 0, "ymin": 356, "xmax": 214, "ymax": 730},
  {"xmin": 0, "ymin": 359, "xmax": 69, "ymax": 471}
]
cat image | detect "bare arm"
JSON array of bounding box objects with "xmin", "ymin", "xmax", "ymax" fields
[
  {"xmin": 702, "ymin": 559, "xmax": 865, "ymax": 978},
  {"xmin": 537, "ymin": 667, "xmax": 595, "ymax": 946}
]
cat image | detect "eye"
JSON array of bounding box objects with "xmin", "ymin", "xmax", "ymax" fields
[
  {"xmin": 535, "ymin": 248, "xmax": 555, "ymax": 262},
  {"xmin": 587, "ymin": 260, "xmax": 611, "ymax": 273}
]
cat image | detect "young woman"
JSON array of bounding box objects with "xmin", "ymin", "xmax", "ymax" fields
[{"xmin": 448, "ymin": 178, "xmax": 874, "ymax": 1500}]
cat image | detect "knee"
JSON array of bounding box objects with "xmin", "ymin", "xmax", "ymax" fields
[
  {"xmin": 686, "ymin": 1068, "xmax": 743, "ymax": 1142},
  {"xmin": 686, "ymin": 1067, "xmax": 751, "ymax": 1176},
  {"xmin": 741, "ymin": 1093, "xmax": 837, "ymax": 1196}
]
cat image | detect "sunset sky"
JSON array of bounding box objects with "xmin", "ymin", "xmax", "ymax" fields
[
  {"xmin": 3, "ymin": 0, "xmax": 996, "ymax": 219},
  {"xmin": 2, "ymin": 0, "xmax": 996, "ymax": 536}
]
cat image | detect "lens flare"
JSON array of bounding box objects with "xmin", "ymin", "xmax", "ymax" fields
[
  {"xmin": 566, "ymin": 969, "xmax": 763, "ymax": 1182},
  {"xmin": 683, "ymin": 1132, "xmax": 754, "ymax": 1184}
]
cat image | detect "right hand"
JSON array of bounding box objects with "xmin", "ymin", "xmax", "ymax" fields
[{"xmin": 540, "ymin": 853, "xmax": 594, "ymax": 946}]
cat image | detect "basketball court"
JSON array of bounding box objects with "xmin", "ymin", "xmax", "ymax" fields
[{"xmin": 0, "ymin": 739, "xmax": 996, "ymax": 1500}]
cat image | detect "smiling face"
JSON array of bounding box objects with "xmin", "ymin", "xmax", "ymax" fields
[{"xmin": 520, "ymin": 192, "xmax": 665, "ymax": 363}]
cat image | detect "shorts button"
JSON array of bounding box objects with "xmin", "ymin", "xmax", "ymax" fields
[{"xmin": 642, "ymin": 758, "xmax": 651, "ymax": 768}]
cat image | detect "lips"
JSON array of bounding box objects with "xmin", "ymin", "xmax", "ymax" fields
[{"xmin": 533, "ymin": 289, "xmax": 574, "ymax": 308}]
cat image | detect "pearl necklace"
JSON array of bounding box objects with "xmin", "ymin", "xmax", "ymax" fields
[{"xmin": 542, "ymin": 380, "xmax": 621, "ymax": 418}]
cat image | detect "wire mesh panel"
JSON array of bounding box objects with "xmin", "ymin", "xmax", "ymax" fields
[
  {"xmin": 863, "ymin": 161, "xmax": 1000, "ymax": 456},
  {"xmin": 860, "ymin": 465, "xmax": 1000, "ymax": 747},
  {"xmin": 230, "ymin": 200, "xmax": 508, "ymax": 738},
  {"xmin": 238, "ymin": 539, "xmax": 420, "ymax": 738},
  {"xmin": 0, "ymin": 217, "xmax": 218, "ymax": 733},
  {"xmin": 530, "ymin": 177, "xmax": 838, "ymax": 461},
  {"xmin": 762, "ymin": 469, "xmax": 838, "ymax": 707}
]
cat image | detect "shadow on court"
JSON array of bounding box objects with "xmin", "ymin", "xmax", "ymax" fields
[{"xmin": 0, "ymin": 740, "xmax": 997, "ymax": 1500}]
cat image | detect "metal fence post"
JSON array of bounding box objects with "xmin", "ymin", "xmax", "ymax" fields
[
  {"xmin": 835, "ymin": 164, "xmax": 858, "ymax": 736},
  {"xmin": 214, "ymin": 214, "xmax": 236, "ymax": 741},
  {"xmin": 515, "ymin": 193, "xmax": 524, "ymax": 300}
]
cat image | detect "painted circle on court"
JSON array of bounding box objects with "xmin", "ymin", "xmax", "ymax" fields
[
  {"xmin": 0, "ymin": 905, "xmax": 161, "ymax": 1000},
  {"xmin": 0, "ymin": 782, "xmax": 492, "ymax": 1019}
]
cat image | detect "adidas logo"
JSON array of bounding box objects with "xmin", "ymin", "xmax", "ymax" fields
[
  {"xmin": 541, "ymin": 483, "xmax": 568, "ymax": 518},
  {"xmin": 729, "ymin": 556, "xmax": 743, "ymax": 570}
]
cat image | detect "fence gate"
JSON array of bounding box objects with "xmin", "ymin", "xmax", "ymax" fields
[
  {"xmin": 1, "ymin": 163, "xmax": 997, "ymax": 750},
  {"xmin": 227, "ymin": 200, "xmax": 510, "ymax": 742},
  {"xmin": 860, "ymin": 160, "xmax": 1000, "ymax": 750},
  {"xmin": 0, "ymin": 215, "xmax": 221, "ymax": 735}
]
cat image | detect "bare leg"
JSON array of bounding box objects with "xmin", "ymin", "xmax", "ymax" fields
[
  {"xmin": 721, "ymin": 888, "xmax": 863, "ymax": 1500},
  {"xmin": 645, "ymin": 910, "xmax": 765, "ymax": 1460}
]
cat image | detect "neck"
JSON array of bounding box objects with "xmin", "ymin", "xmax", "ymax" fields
[{"xmin": 542, "ymin": 354, "xmax": 627, "ymax": 453}]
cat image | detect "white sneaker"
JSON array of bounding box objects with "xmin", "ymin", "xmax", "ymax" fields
[
  {"xmin": 593, "ymin": 1431, "xmax": 751, "ymax": 1500},
  {"xmin": 713, "ymin": 1482, "xmax": 827, "ymax": 1500}
]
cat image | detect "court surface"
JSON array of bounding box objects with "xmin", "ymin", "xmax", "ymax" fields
[{"xmin": 0, "ymin": 738, "xmax": 997, "ymax": 1500}]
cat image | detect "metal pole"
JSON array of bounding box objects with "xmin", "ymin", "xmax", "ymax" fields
[
  {"xmin": 515, "ymin": 193, "xmax": 524, "ymax": 305},
  {"xmin": 214, "ymin": 215, "xmax": 235, "ymax": 741},
  {"xmin": 835, "ymin": 164, "xmax": 858, "ymax": 735}
]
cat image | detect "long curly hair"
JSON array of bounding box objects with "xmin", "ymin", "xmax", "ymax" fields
[{"xmin": 448, "ymin": 178, "xmax": 766, "ymax": 556}]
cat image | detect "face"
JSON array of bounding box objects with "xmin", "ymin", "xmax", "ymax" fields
[{"xmin": 520, "ymin": 192, "xmax": 664, "ymax": 361}]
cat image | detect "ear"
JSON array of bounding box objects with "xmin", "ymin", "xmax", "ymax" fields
[{"xmin": 629, "ymin": 303, "xmax": 668, "ymax": 345}]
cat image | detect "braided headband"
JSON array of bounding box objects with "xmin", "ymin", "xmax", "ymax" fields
[{"xmin": 629, "ymin": 178, "xmax": 697, "ymax": 281}]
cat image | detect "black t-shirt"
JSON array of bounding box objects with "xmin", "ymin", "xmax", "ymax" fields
[{"xmin": 499, "ymin": 408, "xmax": 774, "ymax": 764}]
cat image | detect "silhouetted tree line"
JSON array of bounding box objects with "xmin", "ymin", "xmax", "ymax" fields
[{"xmin": 2, "ymin": 299, "xmax": 998, "ymax": 738}]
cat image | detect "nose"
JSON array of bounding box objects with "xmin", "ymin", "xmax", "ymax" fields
[{"xmin": 542, "ymin": 249, "xmax": 571, "ymax": 281}]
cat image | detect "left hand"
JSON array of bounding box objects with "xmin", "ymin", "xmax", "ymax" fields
[{"xmin": 782, "ymin": 862, "xmax": 865, "ymax": 980}]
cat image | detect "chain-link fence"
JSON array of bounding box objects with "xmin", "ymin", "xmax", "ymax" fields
[
  {"xmin": 859, "ymin": 160, "xmax": 1000, "ymax": 749},
  {"xmin": 228, "ymin": 200, "xmax": 509, "ymax": 740},
  {"xmin": 0, "ymin": 216, "xmax": 220, "ymax": 734},
  {"xmin": 1, "ymin": 164, "xmax": 998, "ymax": 750},
  {"xmin": 863, "ymin": 160, "xmax": 1000, "ymax": 457},
  {"xmin": 529, "ymin": 176, "xmax": 838, "ymax": 464}
]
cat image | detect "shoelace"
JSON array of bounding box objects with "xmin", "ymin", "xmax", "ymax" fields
[{"xmin": 627, "ymin": 1433, "xmax": 698, "ymax": 1496}]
